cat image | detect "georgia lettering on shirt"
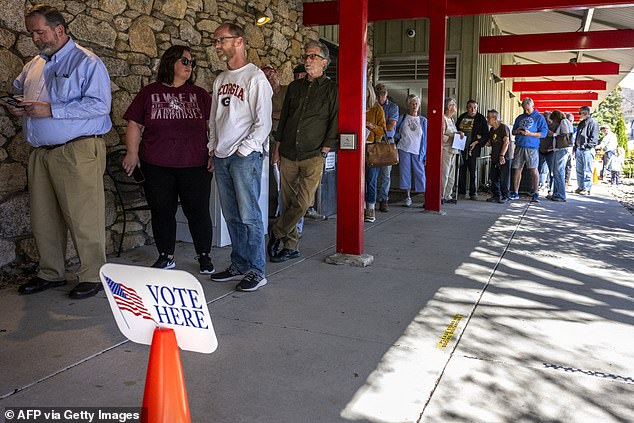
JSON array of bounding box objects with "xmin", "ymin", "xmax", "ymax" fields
[
  {"xmin": 150, "ymin": 92, "xmax": 203, "ymax": 120},
  {"xmin": 217, "ymin": 83, "xmax": 245, "ymax": 101}
]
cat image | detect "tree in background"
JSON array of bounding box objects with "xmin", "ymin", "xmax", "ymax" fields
[
  {"xmin": 615, "ymin": 116, "xmax": 628, "ymax": 152},
  {"xmin": 595, "ymin": 86, "xmax": 624, "ymax": 131}
]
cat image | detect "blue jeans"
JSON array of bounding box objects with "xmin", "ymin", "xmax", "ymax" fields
[
  {"xmin": 490, "ymin": 159, "xmax": 511, "ymax": 199},
  {"xmin": 365, "ymin": 166, "xmax": 380, "ymax": 204},
  {"xmin": 552, "ymin": 149, "xmax": 568, "ymax": 200},
  {"xmin": 214, "ymin": 152, "xmax": 265, "ymax": 276},
  {"xmin": 575, "ymin": 149, "xmax": 595, "ymax": 192},
  {"xmin": 377, "ymin": 165, "xmax": 392, "ymax": 202}
]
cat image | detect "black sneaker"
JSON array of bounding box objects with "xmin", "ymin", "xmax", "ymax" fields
[
  {"xmin": 236, "ymin": 272, "xmax": 267, "ymax": 292},
  {"xmin": 197, "ymin": 253, "xmax": 214, "ymax": 274},
  {"xmin": 152, "ymin": 254, "xmax": 175, "ymax": 269},
  {"xmin": 210, "ymin": 264, "xmax": 244, "ymax": 282}
]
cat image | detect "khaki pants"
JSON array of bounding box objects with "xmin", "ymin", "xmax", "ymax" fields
[
  {"xmin": 28, "ymin": 136, "xmax": 106, "ymax": 283},
  {"xmin": 441, "ymin": 144, "xmax": 457, "ymax": 200},
  {"xmin": 271, "ymin": 155, "xmax": 324, "ymax": 250}
]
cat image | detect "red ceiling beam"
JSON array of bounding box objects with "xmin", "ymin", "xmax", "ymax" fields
[
  {"xmin": 480, "ymin": 30, "xmax": 634, "ymax": 54},
  {"xmin": 521, "ymin": 92, "xmax": 599, "ymax": 101},
  {"xmin": 303, "ymin": 1, "xmax": 634, "ymax": 25},
  {"xmin": 448, "ymin": 0, "xmax": 634, "ymax": 16},
  {"xmin": 513, "ymin": 80, "xmax": 607, "ymax": 92},
  {"xmin": 533, "ymin": 101, "xmax": 593, "ymax": 108},
  {"xmin": 500, "ymin": 62, "xmax": 619, "ymax": 78}
]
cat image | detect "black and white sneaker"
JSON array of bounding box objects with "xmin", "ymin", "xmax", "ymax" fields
[
  {"xmin": 197, "ymin": 253, "xmax": 214, "ymax": 274},
  {"xmin": 210, "ymin": 264, "xmax": 244, "ymax": 282},
  {"xmin": 236, "ymin": 272, "xmax": 267, "ymax": 292},
  {"xmin": 152, "ymin": 254, "xmax": 175, "ymax": 269}
]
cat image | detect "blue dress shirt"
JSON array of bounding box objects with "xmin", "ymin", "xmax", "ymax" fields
[{"xmin": 13, "ymin": 38, "xmax": 112, "ymax": 147}]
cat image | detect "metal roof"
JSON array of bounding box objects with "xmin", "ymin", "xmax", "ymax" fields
[{"xmin": 493, "ymin": 6, "xmax": 634, "ymax": 105}]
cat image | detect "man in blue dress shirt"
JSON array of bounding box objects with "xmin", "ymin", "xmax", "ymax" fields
[
  {"xmin": 3, "ymin": 4, "xmax": 112, "ymax": 299},
  {"xmin": 375, "ymin": 83, "xmax": 399, "ymax": 211}
]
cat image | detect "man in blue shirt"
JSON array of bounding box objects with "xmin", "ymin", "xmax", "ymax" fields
[
  {"xmin": 375, "ymin": 84, "xmax": 399, "ymax": 211},
  {"xmin": 3, "ymin": 4, "xmax": 112, "ymax": 299},
  {"xmin": 509, "ymin": 98, "xmax": 548, "ymax": 202}
]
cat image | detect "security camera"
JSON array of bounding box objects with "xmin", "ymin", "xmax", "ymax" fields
[{"xmin": 406, "ymin": 28, "xmax": 416, "ymax": 38}]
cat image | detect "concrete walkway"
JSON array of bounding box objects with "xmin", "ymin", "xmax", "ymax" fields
[{"xmin": 1, "ymin": 184, "xmax": 633, "ymax": 423}]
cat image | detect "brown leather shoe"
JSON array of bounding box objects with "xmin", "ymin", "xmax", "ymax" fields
[
  {"xmin": 18, "ymin": 276, "xmax": 66, "ymax": 295},
  {"xmin": 379, "ymin": 200, "xmax": 389, "ymax": 212}
]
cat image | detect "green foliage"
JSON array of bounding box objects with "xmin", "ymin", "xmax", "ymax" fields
[
  {"xmin": 615, "ymin": 116, "xmax": 628, "ymax": 151},
  {"xmin": 595, "ymin": 86, "xmax": 624, "ymax": 131}
]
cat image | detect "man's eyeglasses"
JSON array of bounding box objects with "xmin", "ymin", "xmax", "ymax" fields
[
  {"xmin": 212, "ymin": 36, "xmax": 239, "ymax": 45},
  {"xmin": 180, "ymin": 57, "xmax": 196, "ymax": 68},
  {"xmin": 302, "ymin": 53, "xmax": 325, "ymax": 61}
]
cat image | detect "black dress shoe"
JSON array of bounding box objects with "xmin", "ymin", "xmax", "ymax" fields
[
  {"xmin": 18, "ymin": 276, "xmax": 66, "ymax": 295},
  {"xmin": 69, "ymin": 282, "xmax": 102, "ymax": 299},
  {"xmin": 267, "ymin": 233, "xmax": 282, "ymax": 257},
  {"xmin": 270, "ymin": 248, "xmax": 300, "ymax": 263}
]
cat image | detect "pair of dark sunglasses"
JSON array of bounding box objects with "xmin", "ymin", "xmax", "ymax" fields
[{"xmin": 180, "ymin": 57, "xmax": 196, "ymax": 68}]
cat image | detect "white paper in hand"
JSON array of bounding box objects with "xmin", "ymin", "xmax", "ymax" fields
[{"xmin": 452, "ymin": 134, "xmax": 467, "ymax": 151}]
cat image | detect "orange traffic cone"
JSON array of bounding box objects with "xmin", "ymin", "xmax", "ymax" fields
[
  {"xmin": 592, "ymin": 165, "xmax": 599, "ymax": 183},
  {"xmin": 141, "ymin": 328, "xmax": 191, "ymax": 423}
]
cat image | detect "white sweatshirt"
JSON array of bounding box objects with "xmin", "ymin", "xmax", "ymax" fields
[{"xmin": 208, "ymin": 63, "xmax": 273, "ymax": 158}]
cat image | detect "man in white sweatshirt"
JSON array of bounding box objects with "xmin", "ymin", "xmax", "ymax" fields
[{"xmin": 207, "ymin": 22, "xmax": 272, "ymax": 292}]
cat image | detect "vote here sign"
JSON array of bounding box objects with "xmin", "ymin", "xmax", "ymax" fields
[{"xmin": 100, "ymin": 263, "xmax": 218, "ymax": 354}]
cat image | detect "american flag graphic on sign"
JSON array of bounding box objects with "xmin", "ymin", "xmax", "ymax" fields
[{"xmin": 104, "ymin": 275, "xmax": 155, "ymax": 322}]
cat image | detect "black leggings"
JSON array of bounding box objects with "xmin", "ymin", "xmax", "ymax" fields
[{"xmin": 142, "ymin": 161, "xmax": 212, "ymax": 256}]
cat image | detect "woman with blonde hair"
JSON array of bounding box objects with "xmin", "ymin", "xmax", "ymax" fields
[
  {"xmin": 364, "ymin": 82, "xmax": 387, "ymax": 222},
  {"xmin": 441, "ymin": 98, "xmax": 462, "ymax": 203}
]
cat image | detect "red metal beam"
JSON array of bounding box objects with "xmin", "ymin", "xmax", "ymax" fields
[
  {"xmin": 521, "ymin": 92, "xmax": 599, "ymax": 101},
  {"xmin": 425, "ymin": 0, "xmax": 447, "ymax": 212},
  {"xmin": 449, "ymin": 0, "xmax": 634, "ymax": 16},
  {"xmin": 513, "ymin": 80, "xmax": 607, "ymax": 92},
  {"xmin": 533, "ymin": 101, "xmax": 593, "ymax": 108},
  {"xmin": 335, "ymin": 0, "xmax": 367, "ymax": 255},
  {"xmin": 303, "ymin": 0, "xmax": 634, "ymax": 25},
  {"xmin": 500, "ymin": 62, "xmax": 619, "ymax": 77},
  {"xmin": 480, "ymin": 30, "xmax": 634, "ymax": 54}
]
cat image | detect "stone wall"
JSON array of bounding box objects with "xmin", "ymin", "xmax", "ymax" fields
[{"xmin": 0, "ymin": 0, "xmax": 320, "ymax": 272}]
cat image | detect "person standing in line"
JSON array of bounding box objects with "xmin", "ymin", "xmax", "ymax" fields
[
  {"xmin": 549, "ymin": 110, "xmax": 574, "ymax": 202},
  {"xmin": 268, "ymin": 41, "xmax": 338, "ymax": 261},
  {"xmin": 394, "ymin": 94, "xmax": 427, "ymax": 207},
  {"xmin": 597, "ymin": 125, "xmax": 618, "ymax": 181},
  {"xmin": 564, "ymin": 113, "xmax": 576, "ymax": 187},
  {"xmin": 3, "ymin": 4, "xmax": 112, "ymax": 299},
  {"xmin": 485, "ymin": 110, "xmax": 511, "ymax": 204},
  {"xmin": 123, "ymin": 45, "xmax": 214, "ymax": 273},
  {"xmin": 574, "ymin": 105, "xmax": 599, "ymax": 196},
  {"xmin": 363, "ymin": 82, "xmax": 387, "ymax": 223},
  {"xmin": 441, "ymin": 98, "xmax": 461, "ymax": 204},
  {"xmin": 508, "ymin": 98, "xmax": 548, "ymax": 203},
  {"xmin": 374, "ymin": 83, "xmax": 399, "ymax": 212},
  {"xmin": 456, "ymin": 99, "xmax": 488, "ymax": 200},
  {"xmin": 261, "ymin": 64, "xmax": 287, "ymax": 219},
  {"xmin": 207, "ymin": 23, "xmax": 272, "ymax": 292}
]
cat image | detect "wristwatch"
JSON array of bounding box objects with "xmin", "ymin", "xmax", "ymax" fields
[{"xmin": 321, "ymin": 151, "xmax": 328, "ymax": 158}]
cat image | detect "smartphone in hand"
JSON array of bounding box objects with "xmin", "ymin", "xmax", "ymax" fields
[
  {"xmin": 131, "ymin": 167, "xmax": 145, "ymax": 183},
  {"xmin": 0, "ymin": 95, "xmax": 24, "ymax": 108}
]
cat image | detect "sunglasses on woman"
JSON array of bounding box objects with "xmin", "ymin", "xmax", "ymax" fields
[{"xmin": 180, "ymin": 57, "xmax": 196, "ymax": 68}]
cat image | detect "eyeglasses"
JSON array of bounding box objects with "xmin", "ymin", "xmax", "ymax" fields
[
  {"xmin": 212, "ymin": 36, "xmax": 239, "ymax": 45},
  {"xmin": 302, "ymin": 53, "xmax": 325, "ymax": 61},
  {"xmin": 180, "ymin": 57, "xmax": 196, "ymax": 68}
]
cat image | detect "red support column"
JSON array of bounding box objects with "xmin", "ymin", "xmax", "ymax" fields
[
  {"xmin": 425, "ymin": 0, "xmax": 447, "ymax": 212},
  {"xmin": 336, "ymin": 0, "xmax": 368, "ymax": 255}
]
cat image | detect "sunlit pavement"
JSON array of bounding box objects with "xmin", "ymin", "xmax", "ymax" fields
[{"xmin": 1, "ymin": 183, "xmax": 632, "ymax": 423}]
